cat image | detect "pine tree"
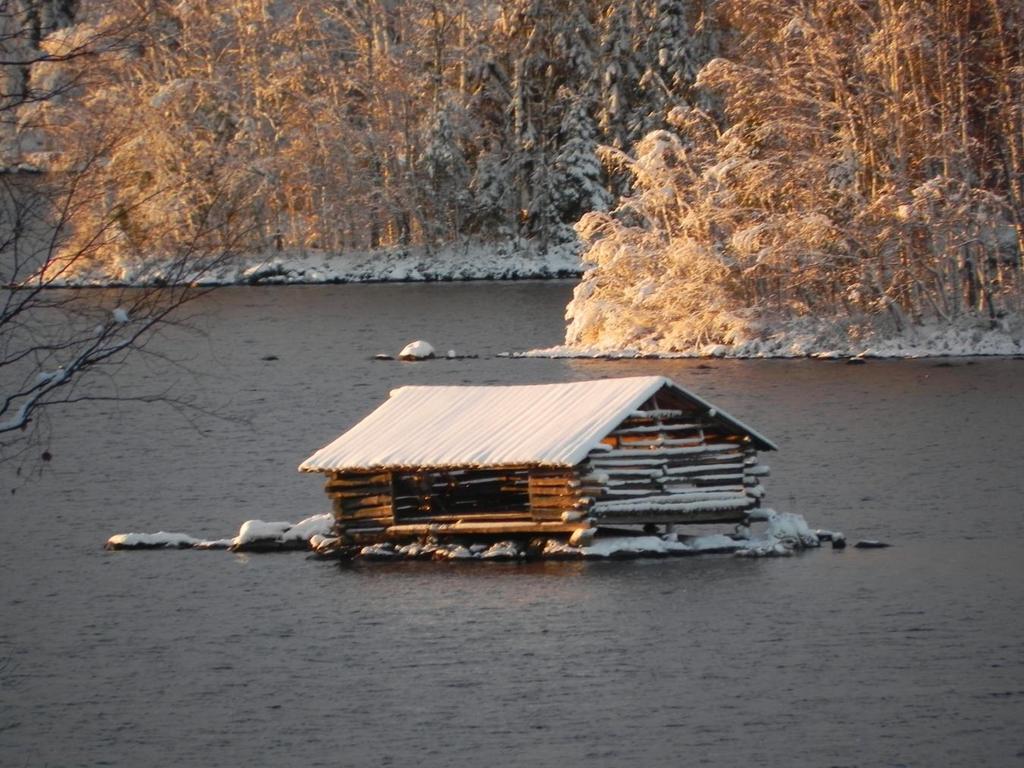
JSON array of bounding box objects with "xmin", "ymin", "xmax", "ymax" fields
[
  {"xmin": 423, "ymin": 101, "xmax": 471, "ymax": 241},
  {"xmin": 551, "ymin": 87, "xmax": 611, "ymax": 224},
  {"xmin": 596, "ymin": 2, "xmax": 642, "ymax": 150}
]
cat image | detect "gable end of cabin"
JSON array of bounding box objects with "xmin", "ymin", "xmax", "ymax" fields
[{"xmin": 577, "ymin": 385, "xmax": 770, "ymax": 525}]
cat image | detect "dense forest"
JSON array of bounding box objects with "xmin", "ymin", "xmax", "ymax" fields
[
  {"xmin": 2, "ymin": 0, "xmax": 1024, "ymax": 353},
  {"xmin": 2, "ymin": 0, "xmax": 718, "ymax": 262}
]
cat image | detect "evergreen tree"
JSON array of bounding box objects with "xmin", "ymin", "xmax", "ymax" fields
[
  {"xmin": 596, "ymin": 2, "xmax": 643, "ymax": 150},
  {"xmin": 423, "ymin": 101, "xmax": 471, "ymax": 240},
  {"xmin": 551, "ymin": 87, "xmax": 611, "ymax": 224}
]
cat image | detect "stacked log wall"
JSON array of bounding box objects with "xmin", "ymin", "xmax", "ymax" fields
[
  {"xmin": 583, "ymin": 401, "xmax": 770, "ymax": 525},
  {"xmin": 527, "ymin": 468, "xmax": 598, "ymax": 523},
  {"xmin": 325, "ymin": 471, "xmax": 395, "ymax": 535}
]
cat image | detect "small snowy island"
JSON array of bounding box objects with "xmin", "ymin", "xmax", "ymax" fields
[
  {"xmin": 107, "ymin": 375, "xmax": 866, "ymax": 562},
  {"xmin": 106, "ymin": 508, "xmax": 840, "ymax": 561}
]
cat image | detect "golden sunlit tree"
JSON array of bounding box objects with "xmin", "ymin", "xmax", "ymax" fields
[{"xmin": 567, "ymin": 0, "xmax": 1024, "ymax": 354}]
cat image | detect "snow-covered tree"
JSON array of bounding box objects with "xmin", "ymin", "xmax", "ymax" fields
[
  {"xmin": 551, "ymin": 87, "xmax": 611, "ymax": 224},
  {"xmin": 596, "ymin": 2, "xmax": 643, "ymax": 151},
  {"xmin": 565, "ymin": 0, "xmax": 1024, "ymax": 355},
  {"xmin": 640, "ymin": 0, "xmax": 719, "ymax": 116}
]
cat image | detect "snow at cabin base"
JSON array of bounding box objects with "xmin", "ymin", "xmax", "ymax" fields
[
  {"xmin": 107, "ymin": 510, "xmax": 832, "ymax": 560},
  {"xmin": 540, "ymin": 510, "xmax": 822, "ymax": 559}
]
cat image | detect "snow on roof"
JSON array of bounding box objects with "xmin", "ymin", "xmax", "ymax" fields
[{"xmin": 299, "ymin": 375, "xmax": 775, "ymax": 473}]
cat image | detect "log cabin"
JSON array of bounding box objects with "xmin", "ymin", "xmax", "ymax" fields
[{"xmin": 299, "ymin": 376, "xmax": 776, "ymax": 545}]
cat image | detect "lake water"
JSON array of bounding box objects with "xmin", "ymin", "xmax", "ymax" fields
[{"xmin": 2, "ymin": 282, "xmax": 1023, "ymax": 767}]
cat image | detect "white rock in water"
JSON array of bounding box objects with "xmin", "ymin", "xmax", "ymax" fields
[
  {"xmin": 112, "ymin": 307, "xmax": 130, "ymax": 324},
  {"xmin": 399, "ymin": 340, "xmax": 435, "ymax": 360}
]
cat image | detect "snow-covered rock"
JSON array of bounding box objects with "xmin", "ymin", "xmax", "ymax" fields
[
  {"xmin": 232, "ymin": 520, "xmax": 293, "ymax": 547},
  {"xmin": 280, "ymin": 513, "xmax": 333, "ymax": 542},
  {"xmin": 360, "ymin": 542, "xmax": 398, "ymax": 559},
  {"xmin": 399, "ymin": 340, "xmax": 435, "ymax": 360},
  {"xmin": 480, "ymin": 541, "xmax": 522, "ymax": 560},
  {"xmin": 105, "ymin": 531, "xmax": 200, "ymax": 549},
  {"xmin": 230, "ymin": 514, "xmax": 334, "ymax": 550}
]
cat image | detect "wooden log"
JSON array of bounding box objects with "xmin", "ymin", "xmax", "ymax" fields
[
  {"xmin": 443, "ymin": 473, "xmax": 528, "ymax": 485},
  {"xmin": 610, "ymin": 423, "xmax": 704, "ymax": 435},
  {"xmin": 328, "ymin": 472, "xmax": 390, "ymax": 487},
  {"xmin": 629, "ymin": 408, "xmax": 688, "ymax": 418},
  {"xmin": 604, "ymin": 477, "xmax": 663, "ymax": 488},
  {"xmin": 532, "ymin": 502, "xmax": 593, "ymax": 515},
  {"xmin": 594, "ymin": 443, "xmax": 742, "ymax": 460},
  {"xmin": 397, "ymin": 512, "xmax": 535, "ymax": 524},
  {"xmin": 589, "ymin": 454, "xmax": 670, "ymax": 466},
  {"xmin": 530, "ymin": 467, "xmax": 579, "ymax": 477},
  {"xmin": 528, "ymin": 478, "xmax": 577, "ymax": 489},
  {"xmin": 332, "ymin": 493, "xmax": 392, "ymax": 508},
  {"xmin": 603, "ymin": 487, "xmax": 664, "ymax": 497},
  {"xmin": 335, "ymin": 503, "xmax": 394, "ymax": 520},
  {"xmin": 529, "ymin": 487, "xmax": 582, "ymax": 500},
  {"xmin": 663, "ymin": 461, "xmax": 746, "ymax": 475},
  {"xmin": 532, "ymin": 508, "xmax": 571, "ymax": 522},
  {"xmin": 337, "ymin": 518, "xmax": 389, "ymax": 530},
  {"xmin": 595, "ymin": 510, "xmax": 750, "ymax": 525},
  {"xmin": 615, "ymin": 437, "xmax": 704, "ymax": 449},
  {"xmin": 690, "ymin": 474, "xmax": 746, "ymax": 485},
  {"xmin": 384, "ymin": 520, "xmax": 588, "ymax": 537},
  {"xmin": 327, "ymin": 484, "xmax": 391, "ymax": 498},
  {"xmin": 336, "ymin": 492, "xmax": 391, "ymax": 506},
  {"xmin": 593, "ymin": 468, "xmax": 665, "ymax": 478},
  {"xmin": 663, "ymin": 457, "xmax": 744, "ymax": 472},
  {"xmin": 529, "ymin": 499, "xmax": 578, "ymax": 511}
]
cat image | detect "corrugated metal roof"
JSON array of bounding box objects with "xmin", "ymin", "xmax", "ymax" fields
[{"xmin": 298, "ymin": 375, "xmax": 775, "ymax": 473}]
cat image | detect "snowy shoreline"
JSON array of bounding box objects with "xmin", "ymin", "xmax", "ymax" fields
[
  {"xmin": 106, "ymin": 510, "xmax": 861, "ymax": 561},
  {"xmin": 35, "ymin": 240, "xmax": 1024, "ymax": 359},
  {"xmin": 524, "ymin": 314, "xmax": 1024, "ymax": 360},
  {"xmin": 40, "ymin": 241, "xmax": 583, "ymax": 288}
]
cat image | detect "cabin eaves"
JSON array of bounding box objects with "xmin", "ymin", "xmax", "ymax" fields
[{"xmin": 299, "ymin": 375, "xmax": 775, "ymax": 474}]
